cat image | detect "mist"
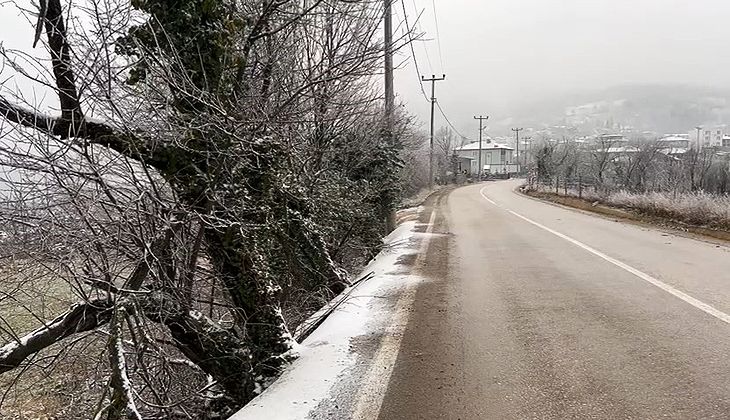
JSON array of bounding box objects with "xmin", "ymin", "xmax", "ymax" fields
[
  {"xmin": 3, "ymin": 0, "xmax": 730, "ymax": 138},
  {"xmin": 396, "ymin": 0, "xmax": 730, "ymax": 137}
]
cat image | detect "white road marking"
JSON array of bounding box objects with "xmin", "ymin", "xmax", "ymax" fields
[
  {"xmin": 479, "ymin": 186, "xmax": 497, "ymax": 204},
  {"xmin": 350, "ymin": 210, "xmax": 436, "ymax": 419},
  {"xmin": 479, "ymin": 186, "xmax": 730, "ymax": 326}
]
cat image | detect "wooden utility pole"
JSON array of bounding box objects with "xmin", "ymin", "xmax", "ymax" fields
[
  {"xmin": 474, "ymin": 115, "xmax": 489, "ymax": 181},
  {"xmin": 384, "ymin": 0, "xmax": 395, "ymax": 231},
  {"xmin": 423, "ymin": 74, "xmax": 446, "ymax": 189},
  {"xmin": 512, "ymin": 127, "xmax": 524, "ymax": 174},
  {"xmin": 384, "ymin": 0, "xmax": 394, "ymax": 136}
]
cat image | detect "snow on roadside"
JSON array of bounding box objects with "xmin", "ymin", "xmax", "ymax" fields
[{"xmin": 231, "ymin": 209, "xmax": 424, "ymax": 420}]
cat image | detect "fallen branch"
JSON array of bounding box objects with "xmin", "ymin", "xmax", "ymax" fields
[{"xmin": 0, "ymin": 299, "xmax": 113, "ymax": 374}]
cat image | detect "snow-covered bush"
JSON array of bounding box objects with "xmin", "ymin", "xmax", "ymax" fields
[{"xmin": 607, "ymin": 190, "xmax": 730, "ymax": 228}]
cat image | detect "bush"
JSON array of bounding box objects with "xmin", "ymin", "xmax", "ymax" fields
[{"xmin": 607, "ymin": 190, "xmax": 730, "ymax": 228}]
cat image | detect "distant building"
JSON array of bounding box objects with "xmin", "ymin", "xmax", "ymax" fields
[
  {"xmin": 657, "ymin": 134, "xmax": 690, "ymax": 157},
  {"xmin": 454, "ymin": 141, "xmax": 517, "ymax": 175},
  {"xmin": 690, "ymin": 125, "xmax": 726, "ymax": 148},
  {"xmin": 595, "ymin": 146, "xmax": 640, "ymax": 154},
  {"xmin": 594, "ymin": 133, "xmax": 629, "ymax": 145},
  {"xmin": 658, "ymin": 134, "xmax": 690, "ymax": 149}
]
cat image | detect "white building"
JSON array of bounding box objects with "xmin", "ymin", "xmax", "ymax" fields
[
  {"xmin": 657, "ymin": 134, "xmax": 690, "ymax": 157},
  {"xmin": 454, "ymin": 140, "xmax": 517, "ymax": 175},
  {"xmin": 690, "ymin": 125, "xmax": 726, "ymax": 148},
  {"xmin": 658, "ymin": 134, "xmax": 690, "ymax": 148}
]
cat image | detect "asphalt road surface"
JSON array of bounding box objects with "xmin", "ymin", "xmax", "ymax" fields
[{"xmin": 376, "ymin": 180, "xmax": 730, "ymax": 420}]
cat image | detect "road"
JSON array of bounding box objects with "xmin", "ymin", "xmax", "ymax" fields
[{"xmin": 375, "ymin": 180, "xmax": 730, "ymax": 420}]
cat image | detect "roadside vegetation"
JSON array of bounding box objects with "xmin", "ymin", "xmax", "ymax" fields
[
  {"xmin": 607, "ymin": 190, "xmax": 730, "ymax": 229},
  {"xmin": 525, "ymin": 136, "xmax": 730, "ymax": 231},
  {"xmin": 0, "ymin": 1, "xmax": 433, "ymax": 419}
]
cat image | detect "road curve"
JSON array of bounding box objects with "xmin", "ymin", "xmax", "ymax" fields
[{"xmin": 376, "ymin": 180, "xmax": 730, "ymax": 420}]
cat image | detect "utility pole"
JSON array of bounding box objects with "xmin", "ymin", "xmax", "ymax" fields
[
  {"xmin": 522, "ymin": 136, "xmax": 531, "ymax": 169},
  {"xmin": 384, "ymin": 0, "xmax": 394, "ymax": 137},
  {"xmin": 695, "ymin": 126, "xmax": 702, "ymax": 150},
  {"xmin": 383, "ymin": 0, "xmax": 395, "ymax": 231},
  {"xmin": 474, "ymin": 115, "xmax": 489, "ymax": 181},
  {"xmin": 423, "ymin": 74, "xmax": 446, "ymax": 189},
  {"xmin": 512, "ymin": 127, "xmax": 524, "ymax": 174}
]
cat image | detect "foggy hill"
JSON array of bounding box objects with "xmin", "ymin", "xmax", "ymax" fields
[{"xmin": 507, "ymin": 84, "xmax": 730, "ymax": 134}]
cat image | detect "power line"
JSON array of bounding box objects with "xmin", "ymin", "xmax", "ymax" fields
[
  {"xmin": 410, "ymin": 0, "xmax": 434, "ymax": 74},
  {"xmin": 436, "ymin": 101, "xmax": 471, "ymax": 141},
  {"xmin": 400, "ymin": 0, "xmax": 429, "ymax": 102},
  {"xmin": 401, "ymin": 0, "xmax": 468, "ymax": 144},
  {"xmin": 431, "ymin": 0, "xmax": 444, "ymax": 72}
]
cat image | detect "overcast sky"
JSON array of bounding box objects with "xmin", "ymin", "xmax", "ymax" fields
[
  {"xmin": 3, "ymin": 1, "xmax": 730, "ymax": 139},
  {"xmin": 0, "ymin": 3, "xmax": 55, "ymax": 111},
  {"xmin": 396, "ymin": 0, "xmax": 730, "ymax": 138}
]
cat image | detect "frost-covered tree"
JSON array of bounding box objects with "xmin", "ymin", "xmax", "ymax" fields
[{"xmin": 0, "ymin": 0, "xmax": 410, "ymax": 417}]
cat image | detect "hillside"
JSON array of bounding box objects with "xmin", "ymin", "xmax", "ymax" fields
[{"xmin": 507, "ymin": 84, "xmax": 730, "ymax": 134}]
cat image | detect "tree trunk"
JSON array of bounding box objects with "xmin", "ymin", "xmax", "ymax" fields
[
  {"xmin": 204, "ymin": 227, "xmax": 294, "ymax": 378},
  {"xmin": 142, "ymin": 290, "xmax": 258, "ymax": 407}
]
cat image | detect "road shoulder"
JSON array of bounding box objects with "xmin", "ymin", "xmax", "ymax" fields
[
  {"xmin": 232, "ymin": 190, "xmax": 448, "ymax": 420},
  {"xmin": 518, "ymin": 186, "xmax": 730, "ymax": 246}
]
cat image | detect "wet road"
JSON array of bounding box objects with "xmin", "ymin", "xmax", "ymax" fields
[{"xmin": 376, "ymin": 180, "xmax": 730, "ymax": 420}]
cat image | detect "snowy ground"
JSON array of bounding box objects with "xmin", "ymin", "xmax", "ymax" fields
[{"xmin": 232, "ymin": 207, "xmax": 428, "ymax": 420}]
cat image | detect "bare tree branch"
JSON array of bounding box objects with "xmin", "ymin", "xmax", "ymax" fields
[{"xmin": 0, "ymin": 299, "xmax": 113, "ymax": 375}]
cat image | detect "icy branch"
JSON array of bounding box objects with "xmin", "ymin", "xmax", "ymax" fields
[
  {"xmin": 108, "ymin": 307, "xmax": 143, "ymax": 420},
  {"xmin": 0, "ymin": 299, "xmax": 113, "ymax": 374}
]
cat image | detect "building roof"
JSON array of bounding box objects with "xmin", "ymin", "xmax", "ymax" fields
[
  {"xmin": 456, "ymin": 141, "xmax": 514, "ymax": 151},
  {"xmin": 660, "ymin": 147, "xmax": 689, "ymax": 155},
  {"xmin": 597, "ymin": 134, "xmax": 628, "ymax": 139},
  {"xmin": 596, "ymin": 146, "xmax": 640, "ymax": 153},
  {"xmin": 658, "ymin": 135, "xmax": 690, "ymax": 142}
]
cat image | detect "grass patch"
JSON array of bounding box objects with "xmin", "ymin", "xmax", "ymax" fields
[
  {"xmin": 523, "ymin": 187, "xmax": 730, "ymax": 242},
  {"xmin": 607, "ymin": 190, "xmax": 730, "ymax": 230}
]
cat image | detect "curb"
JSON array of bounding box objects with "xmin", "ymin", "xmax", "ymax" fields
[{"xmin": 292, "ymin": 203, "xmax": 427, "ymax": 343}]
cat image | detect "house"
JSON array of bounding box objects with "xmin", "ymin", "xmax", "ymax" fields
[
  {"xmin": 657, "ymin": 135, "xmax": 690, "ymax": 156},
  {"xmin": 690, "ymin": 125, "xmax": 726, "ymax": 148},
  {"xmin": 454, "ymin": 155, "xmax": 475, "ymax": 175},
  {"xmin": 454, "ymin": 140, "xmax": 518, "ymax": 175},
  {"xmin": 658, "ymin": 134, "xmax": 690, "ymax": 149},
  {"xmin": 659, "ymin": 147, "xmax": 689, "ymax": 158},
  {"xmin": 595, "ymin": 146, "xmax": 640, "ymax": 154}
]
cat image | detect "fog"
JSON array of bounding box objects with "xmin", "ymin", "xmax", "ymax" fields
[
  {"xmin": 3, "ymin": 1, "xmax": 730, "ymax": 138},
  {"xmin": 397, "ymin": 0, "xmax": 730, "ymax": 137}
]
